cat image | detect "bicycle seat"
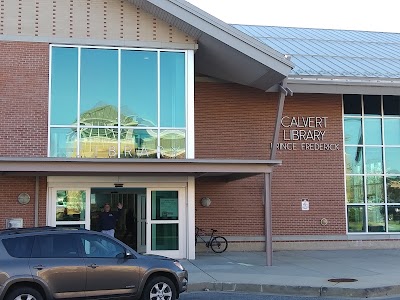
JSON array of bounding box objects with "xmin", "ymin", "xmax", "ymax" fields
[{"xmin": 211, "ymin": 229, "xmax": 217, "ymax": 232}]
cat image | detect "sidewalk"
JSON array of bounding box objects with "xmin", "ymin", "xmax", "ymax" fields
[{"xmin": 180, "ymin": 249, "xmax": 400, "ymax": 298}]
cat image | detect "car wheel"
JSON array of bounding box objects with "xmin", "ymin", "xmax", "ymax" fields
[
  {"xmin": 5, "ymin": 287, "xmax": 43, "ymax": 300},
  {"xmin": 142, "ymin": 276, "xmax": 176, "ymax": 300}
]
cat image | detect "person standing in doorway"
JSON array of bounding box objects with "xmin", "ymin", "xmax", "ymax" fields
[{"xmin": 99, "ymin": 202, "xmax": 123, "ymax": 237}]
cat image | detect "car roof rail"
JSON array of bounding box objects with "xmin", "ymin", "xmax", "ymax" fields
[{"xmin": 0, "ymin": 226, "xmax": 88, "ymax": 236}]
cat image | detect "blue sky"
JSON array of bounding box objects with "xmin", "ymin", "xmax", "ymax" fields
[{"xmin": 186, "ymin": 0, "xmax": 400, "ymax": 33}]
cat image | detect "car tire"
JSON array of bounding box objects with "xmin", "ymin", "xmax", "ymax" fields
[
  {"xmin": 5, "ymin": 286, "xmax": 43, "ymax": 300},
  {"xmin": 142, "ymin": 276, "xmax": 176, "ymax": 300}
]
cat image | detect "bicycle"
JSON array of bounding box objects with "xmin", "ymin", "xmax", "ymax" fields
[{"xmin": 195, "ymin": 226, "xmax": 228, "ymax": 253}]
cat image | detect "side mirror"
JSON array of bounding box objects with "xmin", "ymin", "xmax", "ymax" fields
[{"xmin": 125, "ymin": 251, "xmax": 134, "ymax": 259}]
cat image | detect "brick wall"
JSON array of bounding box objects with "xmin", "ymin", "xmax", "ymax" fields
[
  {"xmin": 195, "ymin": 82, "xmax": 346, "ymax": 236},
  {"xmin": 0, "ymin": 41, "xmax": 49, "ymax": 157},
  {"xmin": 0, "ymin": 177, "xmax": 47, "ymax": 229}
]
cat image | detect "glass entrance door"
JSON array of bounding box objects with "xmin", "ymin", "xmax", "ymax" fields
[
  {"xmin": 49, "ymin": 188, "xmax": 91, "ymax": 228},
  {"xmin": 146, "ymin": 188, "xmax": 185, "ymax": 258}
]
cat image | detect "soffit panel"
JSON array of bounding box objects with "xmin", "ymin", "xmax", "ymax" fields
[{"xmin": 0, "ymin": 0, "xmax": 196, "ymax": 46}]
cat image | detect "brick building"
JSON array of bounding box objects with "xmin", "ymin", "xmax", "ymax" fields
[{"xmin": 0, "ymin": 0, "xmax": 399, "ymax": 261}]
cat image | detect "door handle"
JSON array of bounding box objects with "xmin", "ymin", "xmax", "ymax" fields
[
  {"xmin": 33, "ymin": 265, "xmax": 45, "ymax": 270},
  {"xmin": 88, "ymin": 263, "xmax": 98, "ymax": 269}
]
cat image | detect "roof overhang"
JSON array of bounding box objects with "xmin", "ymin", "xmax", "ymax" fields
[
  {"xmin": 0, "ymin": 158, "xmax": 281, "ymax": 182},
  {"xmin": 267, "ymin": 75, "xmax": 400, "ymax": 95},
  {"xmin": 129, "ymin": 0, "xmax": 293, "ymax": 90}
]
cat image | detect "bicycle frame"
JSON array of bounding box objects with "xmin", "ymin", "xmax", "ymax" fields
[{"xmin": 195, "ymin": 227, "xmax": 215, "ymax": 247}]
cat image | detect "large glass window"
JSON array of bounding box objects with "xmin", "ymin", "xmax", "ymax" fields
[
  {"xmin": 344, "ymin": 94, "xmax": 400, "ymax": 233},
  {"xmin": 49, "ymin": 46, "xmax": 187, "ymax": 159}
]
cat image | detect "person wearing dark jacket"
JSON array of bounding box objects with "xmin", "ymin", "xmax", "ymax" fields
[{"xmin": 99, "ymin": 202, "xmax": 123, "ymax": 237}]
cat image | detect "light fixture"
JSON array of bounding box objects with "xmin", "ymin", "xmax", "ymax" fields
[
  {"xmin": 201, "ymin": 197, "xmax": 211, "ymax": 207},
  {"xmin": 17, "ymin": 193, "xmax": 30, "ymax": 205}
]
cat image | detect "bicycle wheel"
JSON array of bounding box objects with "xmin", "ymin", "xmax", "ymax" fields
[{"xmin": 210, "ymin": 236, "xmax": 228, "ymax": 253}]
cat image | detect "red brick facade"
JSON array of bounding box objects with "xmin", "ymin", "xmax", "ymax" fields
[
  {"xmin": 0, "ymin": 177, "xmax": 47, "ymax": 228},
  {"xmin": 0, "ymin": 42, "xmax": 347, "ymax": 242},
  {"xmin": 0, "ymin": 41, "xmax": 49, "ymax": 229},
  {"xmin": 195, "ymin": 82, "xmax": 346, "ymax": 236},
  {"xmin": 0, "ymin": 41, "xmax": 49, "ymax": 157}
]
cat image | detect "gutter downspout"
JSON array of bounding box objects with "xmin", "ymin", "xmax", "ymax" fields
[
  {"xmin": 265, "ymin": 77, "xmax": 293, "ymax": 266},
  {"xmin": 35, "ymin": 176, "xmax": 39, "ymax": 227}
]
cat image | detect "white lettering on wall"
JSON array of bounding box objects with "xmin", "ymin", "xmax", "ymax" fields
[{"xmin": 273, "ymin": 116, "xmax": 340, "ymax": 151}]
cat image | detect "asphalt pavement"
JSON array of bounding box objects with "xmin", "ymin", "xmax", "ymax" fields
[{"xmin": 179, "ymin": 249, "xmax": 400, "ymax": 298}]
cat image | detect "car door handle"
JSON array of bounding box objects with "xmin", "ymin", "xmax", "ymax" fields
[
  {"xmin": 33, "ymin": 265, "xmax": 45, "ymax": 270},
  {"xmin": 88, "ymin": 263, "xmax": 99, "ymax": 269}
]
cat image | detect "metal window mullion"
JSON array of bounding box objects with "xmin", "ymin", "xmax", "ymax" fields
[
  {"xmin": 118, "ymin": 48, "xmax": 121, "ymax": 158},
  {"xmin": 48, "ymin": 45, "xmax": 53, "ymax": 157},
  {"xmin": 157, "ymin": 50, "xmax": 161, "ymax": 159},
  {"xmin": 380, "ymin": 95, "xmax": 390, "ymax": 232},
  {"xmin": 361, "ymin": 95, "xmax": 369, "ymax": 232},
  {"xmin": 342, "ymin": 95, "xmax": 350, "ymax": 233},
  {"xmin": 77, "ymin": 46, "xmax": 82, "ymax": 158}
]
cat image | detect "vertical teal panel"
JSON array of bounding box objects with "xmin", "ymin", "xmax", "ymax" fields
[
  {"xmin": 50, "ymin": 47, "xmax": 78, "ymax": 125},
  {"xmin": 80, "ymin": 49, "xmax": 118, "ymax": 125},
  {"xmin": 50, "ymin": 128, "xmax": 77, "ymax": 157},
  {"xmin": 121, "ymin": 50, "xmax": 157, "ymax": 127},
  {"xmin": 160, "ymin": 52, "xmax": 185, "ymax": 127}
]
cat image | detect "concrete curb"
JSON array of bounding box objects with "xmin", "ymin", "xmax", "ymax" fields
[{"xmin": 188, "ymin": 282, "xmax": 400, "ymax": 298}]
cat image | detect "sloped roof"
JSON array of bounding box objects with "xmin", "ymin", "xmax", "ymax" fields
[
  {"xmin": 233, "ymin": 25, "xmax": 400, "ymax": 79},
  {"xmin": 129, "ymin": 0, "xmax": 293, "ymax": 90}
]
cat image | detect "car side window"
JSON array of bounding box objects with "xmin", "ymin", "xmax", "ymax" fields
[
  {"xmin": 2, "ymin": 236, "xmax": 34, "ymax": 258},
  {"xmin": 31, "ymin": 234, "xmax": 80, "ymax": 258},
  {"xmin": 80, "ymin": 234, "xmax": 125, "ymax": 258}
]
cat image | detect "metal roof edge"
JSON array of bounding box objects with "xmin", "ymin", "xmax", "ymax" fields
[
  {"xmin": 133, "ymin": 0, "xmax": 294, "ymax": 73},
  {"xmin": 265, "ymin": 76, "xmax": 400, "ymax": 95}
]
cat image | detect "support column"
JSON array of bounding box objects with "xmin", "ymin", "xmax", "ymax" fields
[
  {"xmin": 264, "ymin": 173, "xmax": 272, "ymax": 266},
  {"xmin": 35, "ymin": 176, "xmax": 39, "ymax": 227},
  {"xmin": 265, "ymin": 78, "xmax": 293, "ymax": 266}
]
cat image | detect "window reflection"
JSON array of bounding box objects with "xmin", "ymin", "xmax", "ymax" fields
[
  {"xmin": 80, "ymin": 49, "xmax": 118, "ymax": 122},
  {"xmin": 384, "ymin": 119, "xmax": 400, "ymax": 145},
  {"xmin": 50, "ymin": 128, "xmax": 77, "ymax": 158},
  {"xmin": 49, "ymin": 46, "xmax": 187, "ymax": 159},
  {"xmin": 365, "ymin": 147, "xmax": 383, "ymax": 174},
  {"xmin": 121, "ymin": 50, "xmax": 157, "ymax": 127},
  {"xmin": 347, "ymin": 206, "xmax": 365, "ymax": 232},
  {"xmin": 344, "ymin": 94, "xmax": 400, "ymax": 234},
  {"xmin": 79, "ymin": 128, "xmax": 119, "ymax": 158},
  {"xmin": 346, "ymin": 176, "xmax": 364, "ymax": 203},
  {"xmin": 151, "ymin": 224, "xmax": 179, "ymax": 250},
  {"xmin": 345, "ymin": 146, "xmax": 363, "ymax": 174},
  {"xmin": 366, "ymin": 176, "xmax": 384, "ymax": 203},
  {"xmin": 160, "ymin": 130, "xmax": 186, "ymax": 159},
  {"xmin": 364, "ymin": 119, "xmax": 382, "ymax": 145},
  {"xmin": 50, "ymin": 47, "xmax": 78, "ymax": 126},
  {"xmin": 367, "ymin": 206, "xmax": 385, "ymax": 232},
  {"xmin": 385, "ymin": 148, "xmax": 400, "ymax": 174},
  {"xmin": 151, "ymin": 191, "xmax": 178, "ymax": 220},
  {"xmin": 344, "ymin": 118, "xmax": 362, "ymax": 145},
  {"xmin": 160, "ymin": 52, "xmax": 186, "ymax": 128},
  {"xmin": 56, "ymin": 190, "xmax": 86, "ymax": 221},
  {"xmin": 387, "ymin": 177, "xmax": 400, "ymax": 203},
  {"xmin": 388, "ymin": 206, "xmax": 400, "ymax": 232}
]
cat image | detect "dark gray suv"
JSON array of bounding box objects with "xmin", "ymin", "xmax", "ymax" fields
[{"xmin": 0, "ymin": 227, "xmax": 188, "ymax": 300}]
